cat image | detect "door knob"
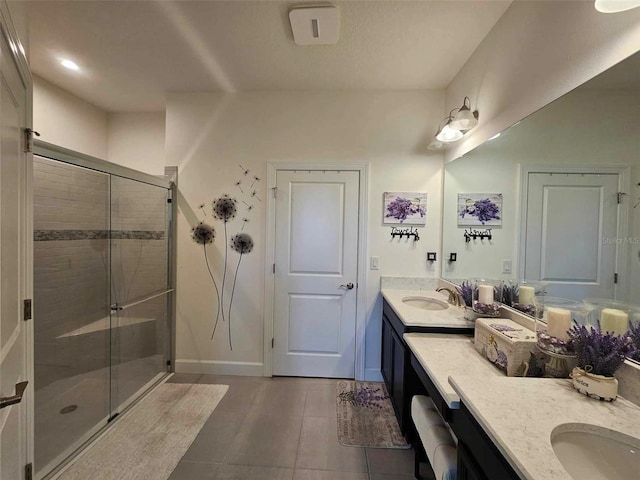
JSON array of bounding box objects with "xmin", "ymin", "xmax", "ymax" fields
[
  {"xmin": 0, "ymin": 381, "xmax": 28, "ymax": 409},
  {"xmin": 340, "ymin": 282, "xmax": 354, "ymax": 290}
]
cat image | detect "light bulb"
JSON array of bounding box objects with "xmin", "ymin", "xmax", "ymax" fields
[{"xmin": 436, "ymin": 124, "xmax": 463, "ymax": 143}]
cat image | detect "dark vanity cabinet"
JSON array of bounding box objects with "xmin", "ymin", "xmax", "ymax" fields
[{"xmin": 381, "ymin": 298, "xmax": 472, "ymax": 434}]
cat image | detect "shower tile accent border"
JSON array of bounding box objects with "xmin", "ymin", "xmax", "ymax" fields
[
  {"xmin": 34, "ymin": 230, "xmax": 165, "ymax": 241},
  {"xmin": 380, "ymin": 276, "xmax": 438, "ymax": 291}
]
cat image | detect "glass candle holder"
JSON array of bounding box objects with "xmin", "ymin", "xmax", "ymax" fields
[
  {"xmin": 533, "ymin": 296, "xmax": 592, "ymax": 356},
  {"xmin": 502, "ymin": 280, "xmax": 548, "ymax": 316},
  {"xmin": 471, "ymin": 278, "xmax": 503, "ymax": 317},
  {"xmin": 583, "ymin": 298, "xmax": 640, "ymax": 337}
]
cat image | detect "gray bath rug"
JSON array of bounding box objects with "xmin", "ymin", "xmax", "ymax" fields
[
  {"xmin": 336, "ymin": 380, "xmax": 409, "ymax": 448},
  {"xmin": 59, "ymin": 383, "xmax": 228, "ymax": 480}
]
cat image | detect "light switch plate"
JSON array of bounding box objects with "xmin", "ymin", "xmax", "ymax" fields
[
  {"xmin": 502, "ymin": 259, "xmax": 512, "ymax": 274},
  {"xmin": 370, "ymin": 256, "xmax": 379, "ymax": 270}
]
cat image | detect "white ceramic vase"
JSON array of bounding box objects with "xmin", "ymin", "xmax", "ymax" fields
[{"xmin": 571, "ymin": 367, "xmax": 618, "ymax": 402}]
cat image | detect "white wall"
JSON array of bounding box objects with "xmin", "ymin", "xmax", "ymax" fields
[
  {"xmin": 107, "ymin": 112, "xmax": 166, "ymax": 175},
  {"xmin": 33, "ymin": 76, "xmax": 109, "ymax": 159},
  {"xmin": 166, "ymin": 91, "xmax": 444, "ymax": 378},
  {"xmin": 33, "ymin": 76, "xmax": 166, "ymax": 174},
  {"xmin": 442, "ymin": 88, "xmax": 640, "ymax": 302},
  {"xmin": 445, "ymin": 0, "xmax": 640, "ymax": 162}
]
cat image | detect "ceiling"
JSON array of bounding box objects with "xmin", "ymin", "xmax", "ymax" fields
[{"xmin": 27, "ymin": 0, "xmax": 512, "ymax": 112}]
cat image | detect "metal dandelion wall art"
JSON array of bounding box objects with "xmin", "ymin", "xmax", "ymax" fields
[
  {"xmin": 210, "ymin": 194, "xmax": 241, "ymax": 342},
  {"xmin": 226, "ymin": 233, "xmax": 254, "ymax": 350},
  {"xmin": 191, "ymin": 222, "xmax": 221, "ymax": 339},
  {"xmin": 212, "ymin": 194, "xmax": 238, "ymax": 222},
  {"xmin": 191, "ymin": 222, "xmax": 215, "ymax": 245}
]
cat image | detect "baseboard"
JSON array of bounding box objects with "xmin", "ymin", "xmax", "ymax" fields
[
  {"xmin": 364, "ymin": 367, "xmax": 383, "ymax": 382},
  {"xmin": 175, "ymin": 359, "xmax": 264, "ymax": 377}
]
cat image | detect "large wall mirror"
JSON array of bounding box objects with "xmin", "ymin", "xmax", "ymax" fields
[{"xmin": 441, "ymin": 51, "xmax": 640, "ymax": 308}]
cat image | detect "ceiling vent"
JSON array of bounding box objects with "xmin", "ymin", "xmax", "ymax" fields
[{"xmin": 289, "ymin": 5, "xmax": 340, "ymax": 45}]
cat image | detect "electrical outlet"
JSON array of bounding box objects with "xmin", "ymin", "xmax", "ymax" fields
[
  {"xmin": 370, "ymin": 256, "xmax": 379, "ymax": 270},
  {"xmin": 502, "ymin": 259, "xmax": 512, "ymax": 274}
]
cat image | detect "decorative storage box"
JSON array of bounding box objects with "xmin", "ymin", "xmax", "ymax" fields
[{"xmin": 474, "ymin": 318, "xmax": 537, "ymax": 376}]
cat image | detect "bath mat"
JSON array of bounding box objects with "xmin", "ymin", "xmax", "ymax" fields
[
  {"xmin": 59, "ymin": 383, "xmax": 228, "ymax": 480},
  {"xmin": 336, "ymin": 380, "xmax": 409, "ymax": 448}
]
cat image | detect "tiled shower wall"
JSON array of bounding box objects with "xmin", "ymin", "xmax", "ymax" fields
[{"xmin": 33, "ymin": 157, "xmax": 169, "ymax": 389}]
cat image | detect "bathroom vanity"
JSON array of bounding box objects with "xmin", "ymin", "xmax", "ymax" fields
[
  {"xmin": 405, "ymin": 332, "xmax": 640, "ymax": 480},
  {"xmin": 380, "ymin": 288, "xmax": 473, "ymax": 434}
]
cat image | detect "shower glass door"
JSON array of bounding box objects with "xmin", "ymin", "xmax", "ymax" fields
[
  {"xmin": 109, "ymin": 176, "xmax": 171, "ymax": 415},
  {"xmin": 33, "ymin": 148, "xmax": 173, "ymax": 478},
  {"xmin": 33, "ymin": 157, "xmax": 111, "ymax": 475}
]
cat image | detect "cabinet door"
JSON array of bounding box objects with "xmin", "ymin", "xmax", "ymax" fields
[
  {"xmin": 381, "ymin": 314, "xmax": 394, "ymax": 393},
  {"xmin": 458, "ymin": 442, "xmax": 488, "ymax": 480},
  {"xmin": 391, "ymin": 327, "xmax": 405, "ymax": 427}
]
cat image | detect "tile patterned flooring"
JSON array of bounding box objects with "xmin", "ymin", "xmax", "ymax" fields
[{"xmin": 167, "ymin": 374, "xmax": 417, "ymax": 480}]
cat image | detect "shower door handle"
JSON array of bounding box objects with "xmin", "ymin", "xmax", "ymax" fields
[{"xmin": 0, "ymin": 381, "xmax": 28, "ymax": 409}]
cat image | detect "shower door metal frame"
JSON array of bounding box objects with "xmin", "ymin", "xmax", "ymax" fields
[{"xmin": 32, "ymin": 140, "xmax": 176, "ymax": 479}]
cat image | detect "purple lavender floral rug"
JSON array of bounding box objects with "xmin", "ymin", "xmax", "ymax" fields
[{"xmin": 336, "ymin": 380, "xmax": 409, "ymax": 448}]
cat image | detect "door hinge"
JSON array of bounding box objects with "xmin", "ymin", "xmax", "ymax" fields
[
  {"xmin": 614, "ymin": 273, "xmax": 619, "ymax": 284},
  {"xmin": 25, "ymin": 463, "xmax": 33, "ymax": 480},
  {"xmin": 23, "ymin": 299, "xmax": 32, "ymax": 321},
  {"xmin": 272, "ymin": 263, "xmax": 275, "ymax": 274},
  {"xmin": 271, "ymin": 187, "xmax": 277, "ymax": 198},
  {"xmin": 24, "ymin": 128, "xmax": 40, "ymax": 153},
  {"xmin": 271, "ymin": 338, "xmax": 274, "ymax": 349},
  {"xmin": 617, "ymin": 192, "xmax": 627, "ymax": 204}
]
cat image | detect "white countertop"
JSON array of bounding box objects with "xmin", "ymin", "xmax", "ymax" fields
[
  {"xmin": 404, "ymin": 333, "xmax": 503, "ymax": 408},
  {"xmin": 449, "ymin": 375, "xmax": 640, "ymax": 480},
  {"xmin": 381, "ymin": 289, "xmax": 475, "ymax": 328}
]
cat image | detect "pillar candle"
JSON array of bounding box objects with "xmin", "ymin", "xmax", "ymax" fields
[
  {"xmin": 600, "ymin": 308, "xmax": 629, "ymax": 336},
  {"xmin": 518, "ymin": 286, "xmax": 535, "ymax": 305},
  {"xmin": 478, "ymin": 284, "xmax": 494, "ymax": 304},
  {"xmin": 546, "ymin": 307, "xmax": 572, "ymax": 341}
]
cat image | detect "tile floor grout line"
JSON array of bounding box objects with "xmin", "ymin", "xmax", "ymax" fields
[{"xmin": 291, "ymin": 387, "xmax": 309, "ymax": 471}]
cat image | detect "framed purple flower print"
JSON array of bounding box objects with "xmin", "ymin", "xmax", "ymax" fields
[
  {"xmin": 383, "ymin": 192, "xmax": 427, "ymax": 225},
  {"xmin": 458, "ymin": 193, "xmax": 502, "ymax": 226}
]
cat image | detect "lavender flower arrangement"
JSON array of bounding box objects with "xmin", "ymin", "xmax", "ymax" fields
[
  {"xmin": 628, "ymin": 321, "xmax": 640, "ymax": 363},
  {"xmin": 501, "ymin": 283, "xmax": 518, "ymax": 307},
  {"xmin": 568, "ymin": 322, "xmax": 636, "ymax": 377},
  {"xmin": 385, "ymin": 196, "xmax": 426, "ymax": 223},
  {"xmin": 459, "ymin": 196, "xmax": 501, "ymax": 225},
  {"xmin": 456, "ymin": 280, "xmax": 477, "ymax": 308}
]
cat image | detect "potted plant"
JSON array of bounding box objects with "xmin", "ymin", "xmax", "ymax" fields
[
  {"xmin": 568, "ymin": 323, "xmax": 636, "ymax": 401},
  {"xmin": 629, "ymin": 322, "xmax": 640, "ymax": 363}
]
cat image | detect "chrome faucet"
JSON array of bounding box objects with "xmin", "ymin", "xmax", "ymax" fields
[{"xmin": 436, "ymin": 287, "xmax": 463, "ymax": 307}]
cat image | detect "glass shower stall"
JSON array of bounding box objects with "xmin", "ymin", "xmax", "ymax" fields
[{"xmin": 32, "ymin": 142, "xmax": 175, "ymax": 478}]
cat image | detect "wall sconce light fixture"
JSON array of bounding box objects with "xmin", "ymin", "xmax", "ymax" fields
[{"xmin": 428, "ymin": 97, "xmax": 479, "ymax": 151}]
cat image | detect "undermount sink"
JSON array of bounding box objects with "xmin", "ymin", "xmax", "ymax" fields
[
  {"xmin": 551, "ymin": 423, "xmax": 640, "ymax": 480},
  {"xmin": 402, "ymin": 296, "xmax": 449, "ymax": 311}
]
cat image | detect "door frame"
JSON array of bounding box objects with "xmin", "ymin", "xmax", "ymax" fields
[
  {"xmin": 518, "ymin": 163, "xmax": 631, "ymax": 299},
  {"xmin": 0, "ymin": 0, "xmax": 33, "ymax": 473},
  {"xmin": 264, "ymin": 162, "xmax": 369, "ymax": 380}
]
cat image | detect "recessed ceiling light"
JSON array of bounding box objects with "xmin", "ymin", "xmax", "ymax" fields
[{"xmin": 60, "ymin": 59, "xmax": 79, "ymax": 71}]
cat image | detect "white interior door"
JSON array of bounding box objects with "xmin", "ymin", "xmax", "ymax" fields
[
  {"xmin": 0, "ymin": 18, "xmax": 31, "ymax": 480},
  {"xmin": 273, "ymin": 170, "xmax": 359, "ymax": 378},
  {"xmin": 524, "ymin": 172, "xmax": 619, "ymax": 299}
]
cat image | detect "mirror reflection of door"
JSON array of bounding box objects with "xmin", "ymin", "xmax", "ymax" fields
[
  {"xmin": 273, "ymin": 170, "xmax": 359, "ymax": 378},
  {"xmin": 523, "ymin": 171, "xmax": 621, "ymax": 300}
]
